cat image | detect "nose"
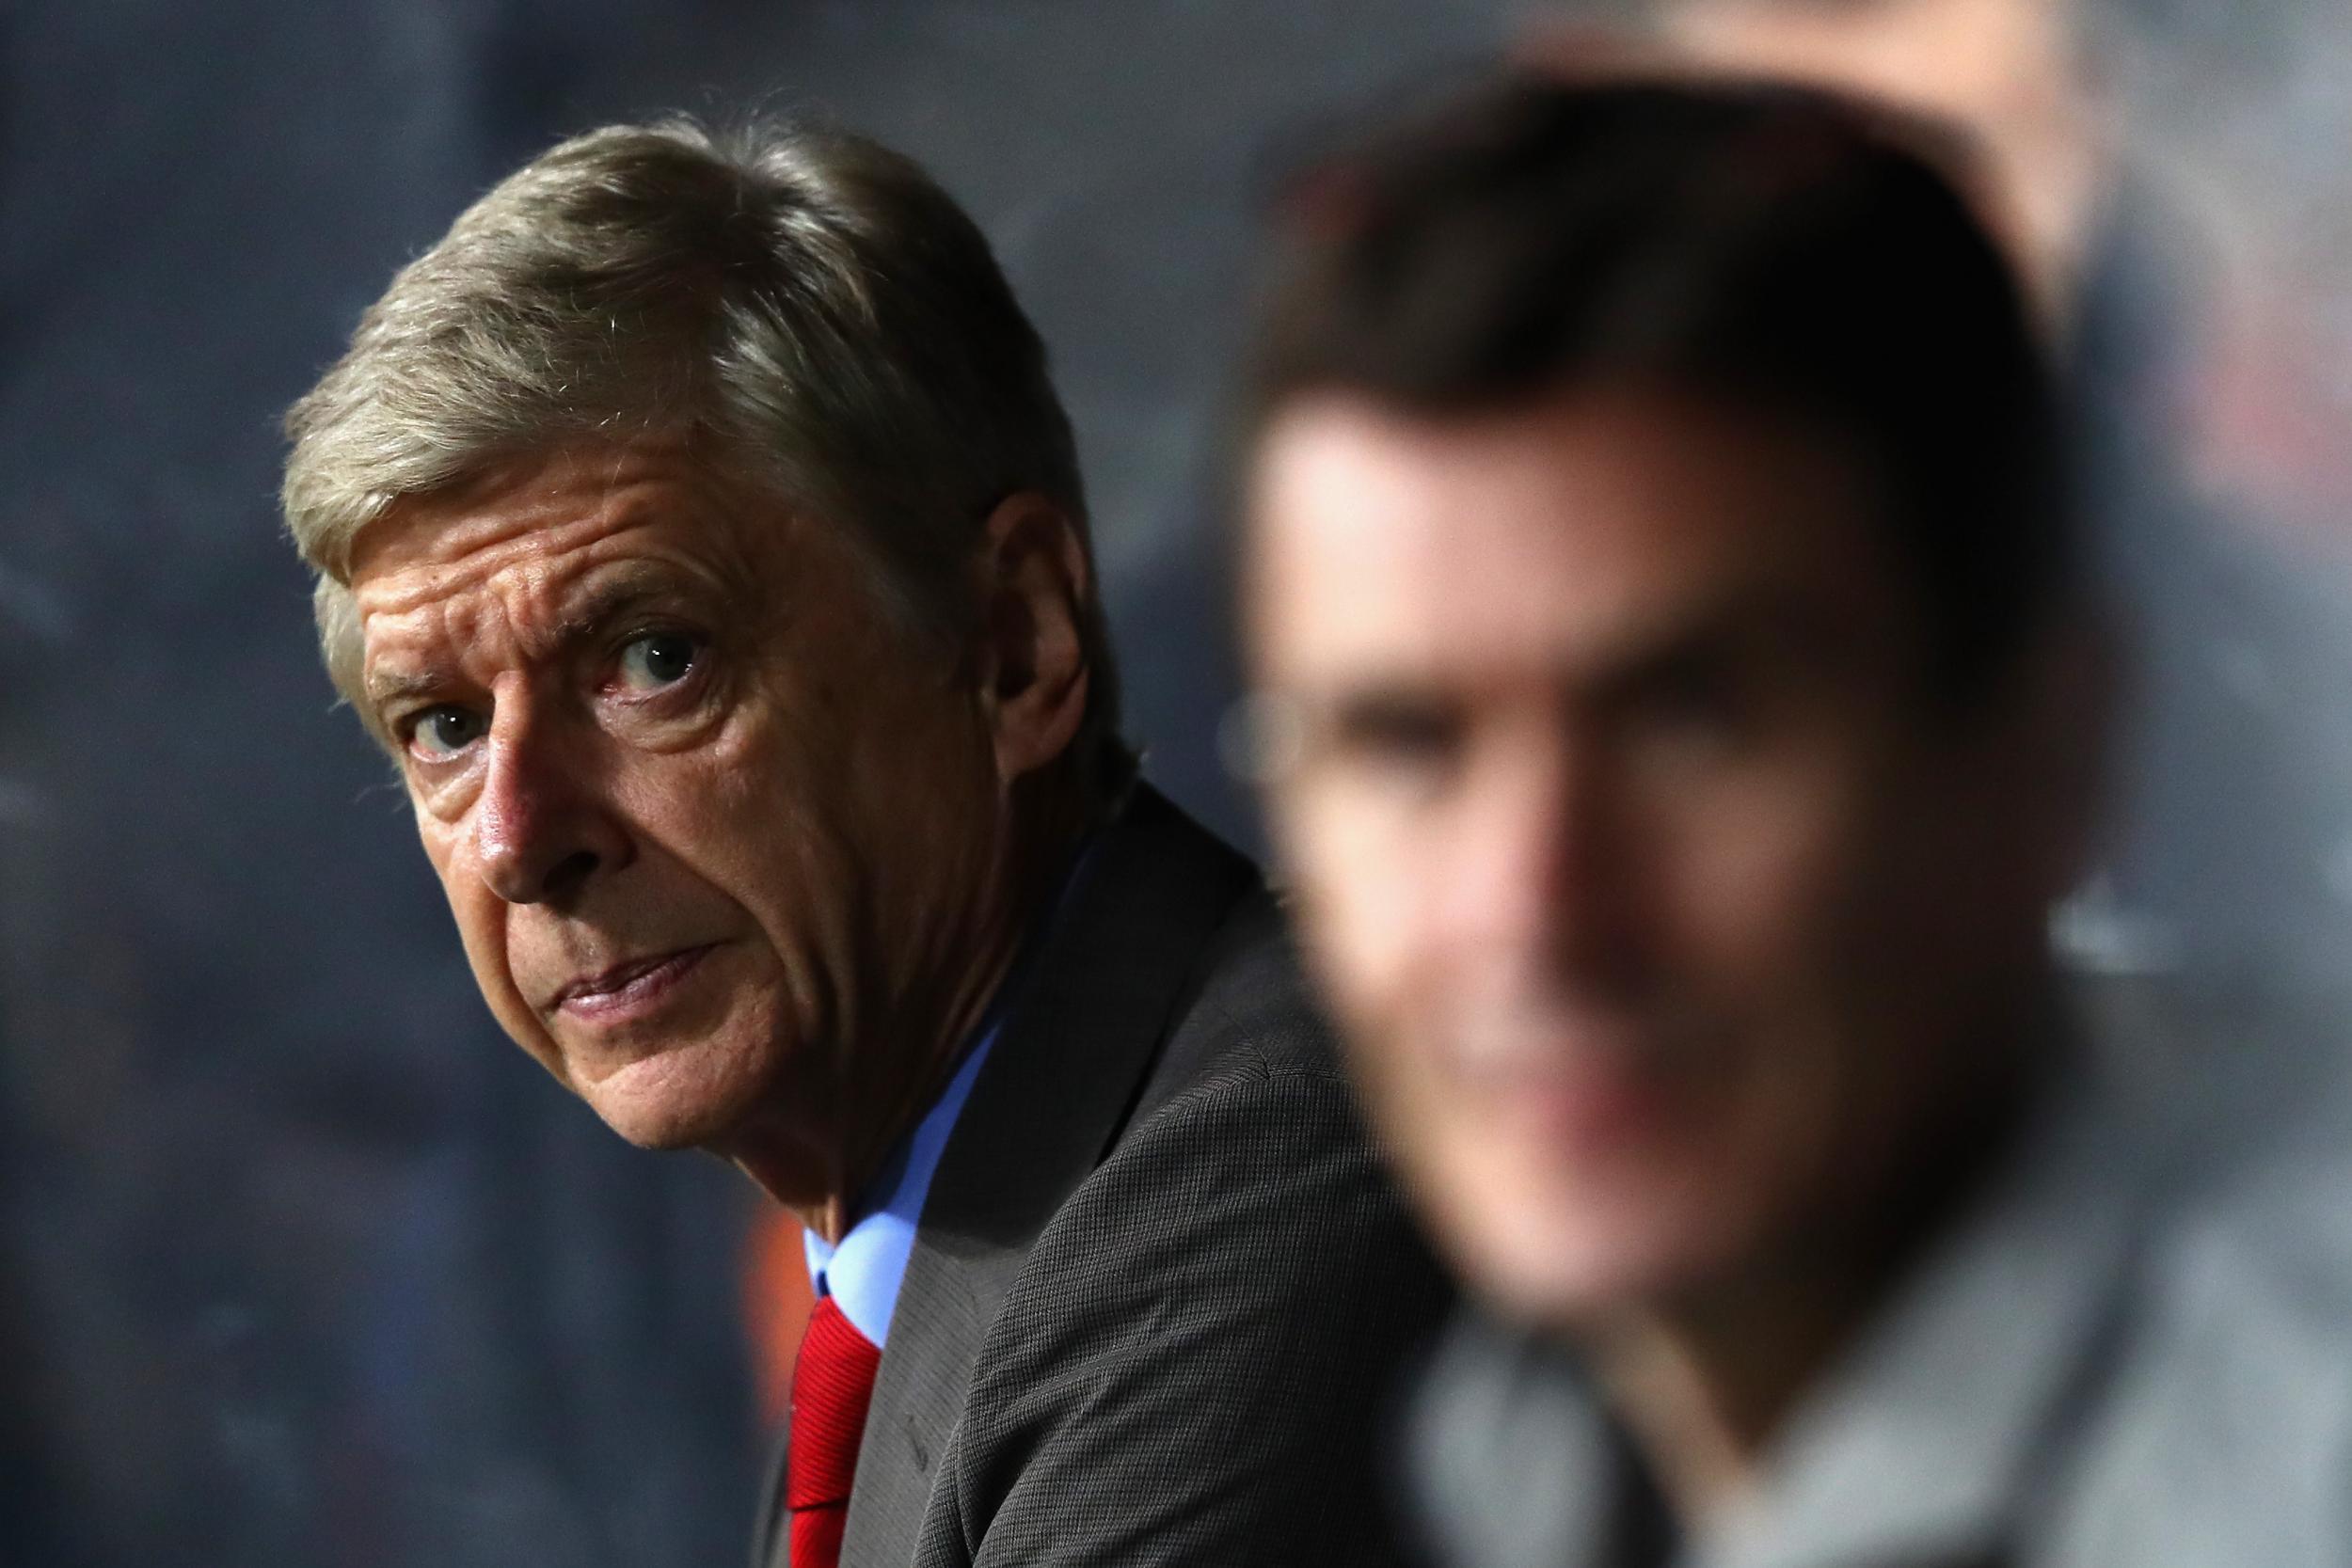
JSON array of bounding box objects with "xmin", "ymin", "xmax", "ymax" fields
[
  {"xmin": 467, "ymin": 704, "xmax": 630, "ymax": 907},
  {"xmin": 1438, "ymin": 721, "xmax": 1639, "ymax": 990}
]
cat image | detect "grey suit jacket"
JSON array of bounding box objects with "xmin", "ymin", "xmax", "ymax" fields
[{"xmin": 755, "ymin": 785, "xmax": 1452, "ymax": 1567}]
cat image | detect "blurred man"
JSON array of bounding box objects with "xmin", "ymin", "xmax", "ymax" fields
[
  {"xmin": 281, "ymin": 119, "xmax": 1445, "ymax": 1568},
  {"xmin": 1242, "ymin": 76, "xmax": 2351, "ymax": 1567}
]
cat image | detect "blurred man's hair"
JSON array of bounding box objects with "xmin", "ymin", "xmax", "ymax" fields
[
  {"xmin": 1248, "ymin": 75, "xmax": 2075, "ymax": 705},
  {"xmin": 285, "ymin": 118, "xmax": 1129, "ymax": 790}
]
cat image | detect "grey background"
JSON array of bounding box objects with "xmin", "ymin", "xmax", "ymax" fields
[{"xmin": 2, "ymin": 3, "xmax": 2347, "ymax": 1566}]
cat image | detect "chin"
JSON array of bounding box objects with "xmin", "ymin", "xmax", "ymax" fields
[
  {"xmin": 576, "ymin": 1036, "xmax": 775, "ymax": 1151},
  {"xmin": 1452, "ymin": 1210, "xmax": 1726, "ymax": 1329},
  {"xmin": 1415, "ymin": 1136, "xmax": 1763, "ymax": 1330}
]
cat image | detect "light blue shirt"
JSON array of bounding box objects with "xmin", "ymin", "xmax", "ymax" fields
[{"xmin": 802, "ymin": 1026, "xmax": 998, "ymax": 1347}]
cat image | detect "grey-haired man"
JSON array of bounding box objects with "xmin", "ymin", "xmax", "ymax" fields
[{"xmin": 284, "ymin": 119, "xmax": 1446, "ymax": 1568}]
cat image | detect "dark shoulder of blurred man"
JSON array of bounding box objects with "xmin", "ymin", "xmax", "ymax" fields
[
  {"xmin": 279, "ymin": 119, "xmax": 1447, "ymax": 1568},
  {"xmin": 1239, "ymin": 74, "xmax": 2352, "ymax": 1568}
]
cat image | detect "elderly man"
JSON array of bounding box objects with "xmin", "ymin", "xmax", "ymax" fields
[
  {"xmin": 1240, "ymin": 75, "xmax": 2352, "ymax": 1568},
  {"xmin": 281, "ymin": 119, "xmax": 1446, "ymax": 1568}
]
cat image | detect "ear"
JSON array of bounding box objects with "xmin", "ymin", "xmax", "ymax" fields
[{"xmin": 974, "ymin": 491, "xmax": 1093, "ymax": 785}]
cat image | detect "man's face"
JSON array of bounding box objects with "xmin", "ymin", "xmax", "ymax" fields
[
  {"xmin": 1248, "ymin": 392, "xmax": 2075, "ymax": 1326},
  {"xmin": 349, "ymin": 440, "xmax": 1009, "ymax": 1173}
]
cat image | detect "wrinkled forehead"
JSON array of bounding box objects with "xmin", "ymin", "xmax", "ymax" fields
[
  {"xmin": 353, "ymin": 444, "xmax": 691, "ymax": 579},
  {"xmin": 346, "ymin": 451, "xmax": 801, "ymax": 698},
  {"xmin": 349, "ymin": 442, "xmax": 790, "ymax": 614}
]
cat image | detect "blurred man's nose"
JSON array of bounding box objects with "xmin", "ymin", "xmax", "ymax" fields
[
  {"xmin": 469, "ymin": 705, "xmax": 628, "ymax": 906},
  {"xmin": 1438, "ymin": 722, "xmax": 1636, "ymax": 986}
]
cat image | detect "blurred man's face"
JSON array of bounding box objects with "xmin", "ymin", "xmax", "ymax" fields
[
  {"xmin": 348, "ymin": 440, "xmax": 1009, "ymax": 1171},
  {"xmin": 1248, "ymin": 392, "xmax": 2070, "ymax": 1326}
]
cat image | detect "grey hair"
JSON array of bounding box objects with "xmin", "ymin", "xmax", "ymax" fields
[{"xmin": 283, "ymin": 116, "xmax": 1128, "ymax": 794}]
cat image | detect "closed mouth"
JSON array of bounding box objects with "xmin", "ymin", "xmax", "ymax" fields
[{"xmin": 553, "ymin": 944, "xmax": 715, "ymax": 1015}]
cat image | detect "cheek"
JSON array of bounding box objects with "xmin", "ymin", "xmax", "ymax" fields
[
  {"xmin": 1647, "ymin": 765, "xmax": 1931, "ymax": 1196},
  {"xmin": 724, "ymin": 640, "xmax": 988, "ymax": 864},
  {"xmin": 420, "ymin": 823, "xmax": 555, "ymax": 1050},
  {"xmin": 1276, "ymin": 788, "xmax": 1477, "ymax": 1200},
  {"xmin": 1654, "ymin": 759, "xmax": 1893, "ymax": 1004},
  {"xmin": 663, "ymin": 721, "xmax": 861, "ymax": 967},
  {"xmin": 416, "ymin": 816, "xmax": 485, "ymax": 943},
  {"xmin": 1274, "ymin": 779, "xmax": 1435, "ymax": 1029},
  {"xmin": 658, "ymin": 753, "xmax": 778, "ymax": 883},
  {"xmin": 416, "ymin": 794, "xmax": 534, "ymax": 943}
]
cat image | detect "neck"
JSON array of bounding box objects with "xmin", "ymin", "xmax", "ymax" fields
[
  {"xmin": 1585, "ymin": 1004, "xmax": 2049, "ymax": 1531},
  {"xmin": 1585, "ymin": 1254, "xmax": 1899, "ymax": 1528}
]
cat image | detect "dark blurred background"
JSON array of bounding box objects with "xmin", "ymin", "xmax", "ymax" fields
[{"xmin": 2, "ymin": 3, "xmax": 2347, "ymax": 1564}]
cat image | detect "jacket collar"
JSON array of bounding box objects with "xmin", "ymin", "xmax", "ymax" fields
[{"xmin": 833, "ymin": 784, "xmax": 1259, "ymax": 1567}]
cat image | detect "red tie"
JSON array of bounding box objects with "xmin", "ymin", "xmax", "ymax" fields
[{"xmin": 787, "ymin": 1294, "xmax": 882, "ymax": 1568}]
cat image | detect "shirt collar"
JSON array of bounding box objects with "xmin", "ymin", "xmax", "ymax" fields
[
  {"xmin": 802, "ymin": 1024, "xmax": 996, "ymax": 1347},
  {"xmin": 1714, "ymin": 1053, "xmax": 2153, "ymax": 1568}
]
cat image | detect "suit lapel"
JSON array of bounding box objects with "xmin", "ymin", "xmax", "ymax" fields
[{"xmin": 834, "ymin": 786, "xmax": 1258, "ymax": 1567}]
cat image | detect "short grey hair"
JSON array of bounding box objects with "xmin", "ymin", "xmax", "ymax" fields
[{"xmin": 283, "ymin": 117, "xmax": 1127, "ymax": 792}]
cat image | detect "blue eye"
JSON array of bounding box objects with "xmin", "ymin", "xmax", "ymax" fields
[
  {"xmin": 409, "ymin": 705, "xmax": 485, "ymax": 759},
  {"xmin": 616, "ymin": 631, "xmax": 699, "ymax": 692}
]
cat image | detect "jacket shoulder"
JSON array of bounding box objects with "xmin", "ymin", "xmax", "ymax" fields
[
  {"xmin": 1124, "ymin": 886, "xmax": 1353, "ymax": 1123},
  {"xmin": 919, "ymin": 889, "xmax": 1452, "ymax": 1567}
]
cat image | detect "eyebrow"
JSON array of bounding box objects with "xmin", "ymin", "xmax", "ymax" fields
[
  {"xmin": 362, "ymin": 668, "xmax": 457, "ymax": 713},
  {"xmin": 1308, "ymin": 593, "xmax": 1843, "ymax": 715},
  {"xmin": 548, "ymin": 564, "xmax": 694, "ymax": 644},
  {"xmin": 1579, "ymin": 594, "xmax": 1866, "ymax": 697},
  {"xmin": 361, "ymin": 562, "xmax": 708, "ymax": 715}
]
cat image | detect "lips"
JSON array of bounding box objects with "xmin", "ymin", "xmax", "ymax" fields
[{"xmin": 551, "ymin": 944, "xmax": 716, "ymax": 1020}]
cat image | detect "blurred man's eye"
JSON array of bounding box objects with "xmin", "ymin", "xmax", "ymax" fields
[
  {"xmin": 1623, "ymin": 657, "xmax": 1753, "ymax": 757},
  {"xmin": 1332, "ymin": 696, "xmax": 1467, "ymax": 781},
  {"xmin": 615, "ymin": 631, "xmax": 700, "ymax": 692},
  {"xmin": 408, "ymin": 705, "xmax": 486, "ymax": 760}
]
